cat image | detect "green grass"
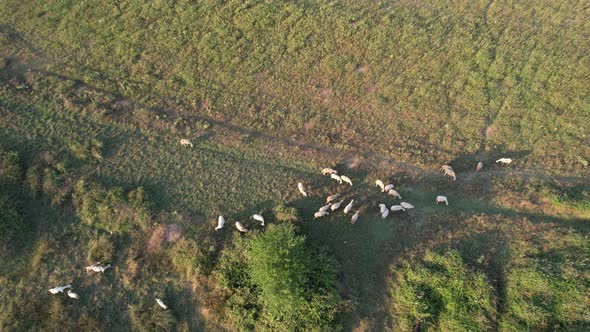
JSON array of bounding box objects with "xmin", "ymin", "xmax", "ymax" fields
[{"xmin": 1, "ymin": 0, "xmax": 589, "ymax": 331}]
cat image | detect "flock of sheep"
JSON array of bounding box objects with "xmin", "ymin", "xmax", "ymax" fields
[{"xmin": 49, "ymin": 138, "xmax": 512, "ymax": 310}]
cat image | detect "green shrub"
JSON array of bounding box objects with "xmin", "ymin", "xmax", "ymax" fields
[
  {"xmin": 389, "ymin": 250, "xmax": 496, "ymax": 331},
  {"xmin": 0, "ymin": 149, "xmax": 21, "ymax": 184},
  {"xmin": 86, "ymin": 235, "xmax": 114, "ymax": 263},
  {"xmin": 0, "ymin": 195, "xmax": 26, "ymax": 243},
  {"xmin": 273, "ymin": 204, "xmax": 299, "ymax": 223},
  {"xmin": 128, "ymin": 302, "xmax": 176, "ymax": 331},
  {"xmin": 73, "ymin": 180, "xmax": 152, "ymax": 233},
  {"xmin": 169, "ymin": 238, "xmax": 212, "ymax": 278}
]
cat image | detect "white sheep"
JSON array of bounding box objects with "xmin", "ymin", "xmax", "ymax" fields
[
  {"xmin": 390, "ymin": 205, "xmax": 405, "ymax": 212},
  {"xmin": 440, "ymin": 165, "xmax": 456, "ymax": 181},
  {"xmin": 330, "ymin": 174, "xmax": 343, "ymax": 184},
  {"xmin": 88, "ymin": 264, "xmax": 111, "ymax": 273},
  {"xmin": 436, "ymin": 196, "xmax": 448, "ymax": 205},
  {"xmin": 496, "ymin": 158, "xmax": 512, "ymax": 165},
  {"xmin": 375, "ymin": 180, "xmax": 385, "ymax": 192},
  {"xmin": 297, "ymin": 182, "xmax": 307, "ymax": 197},
  {"xmin": 331, "ymin": 200, "xmax": 344, "ymax": 211},
  {"xmin": 252, "ymin": 214, "xmax": 265, "ymax": 226},
  {"xmin": 387, "ymin": 189, "xmax": 402, "ymax": 199},
  {"xmin": 384, "ymin": 184, "xmax": 394, "ymax": 192},
  {"xmin": 67, "ymin": 290, "xmax": 80, "ymax": 299},
  {"xmin": 326, "ymin": 193, "xmax": 340, "ymax": 203},
  {"xmin": 351, "ymin": 210, "xmax": 359, "ymax": 224},
  {"xmin": 340, "ymin": 175, "xmax": 353, "ymax": 186},
  {"xmin": 343, "ymin": 199, "xmax": 354, "ymax": 214},
  {"xmin": 156, "ymin": 298, "xmax": 168, "ymax": 310},
  {"xmin": 379, "ymin": 204, "xmax": 388, "ymax": 214},
  {"xmin": 215, "ymin": 215, "xmax": 225, "ymax": 231},
  {"xmin": 381, "ymin": 209, "xmax": 389, "ymax": 219},
  {"xmin": 321, "ymin": 168, "xmax": 338, "ymax": 175},
  {"xmin": 49, "ymin": 285, "xmax": 72, "ymax": 294},
  {"xmin": 319, "ymin": 203, "xmax": 332, "ymax": 212},
  {"xmin": 235, "ymin": 222, "xmax": 249, "ymax": 233},
  {"xmin": 400, "ymin": 202, "xmax": 414, "ymax": 210},
  {"xmin": 476, "ymin": 161, "xmax": 484, "ymax": 172},
  {"xmin": 180, "ymin": 139, "xmax": 193, "ymax": 147},
  {"xmin": 314, "ymin": 211, "xmax": 329, "ymax": 219}
]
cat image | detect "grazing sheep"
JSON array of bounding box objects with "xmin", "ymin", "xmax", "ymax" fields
[
  {"xmin": 88, "ymin": 264, "xmax": 111, "ymax": 273},
  {"xmin": 400, "ymin": 202, "xmax": 414, "ymax": 210},
  {"xmin": 384, "ymin": 184, "xmax": 394, "ymax": 192},
  {"xmin": 180, "ymin": 139, "xmax": 193, "ymax": 147},
  {"xmin": 298, "ymin": 182, "xmax": 307, "ymax": 197},
  {"xmin": 390, "ymin": 205, "xmax": 405, "ymax": 212},
  {"xmin": 341, "ymin": 175, "xmax": 353, "ymax": 186},
  {"xmin": 379, "ymin": 204, "xmax": 388, "ymax": 214},
  {"xmin": 351, "ymin": 210, "xmax": 359, "ymax": 224},
  {"xmin": 496, "ymin": 158, "xmax": 512, "ymax": 165},
  {"xmin": 476, "ymin": 161, "xmax": 484, "ymax": 172},
  {"xmin": 331, "ymin": 200, "xmax": 344, "ymax": 211},
  {"xmin": 440, "ymin": 165, "xmax": 456, "ymax": 181},
  {"xmin": 215, "ymin": 215, "xmax": 225, "ymax": 231},
  {"xmin": 235, "ymin": 222, "xmax": 249, "ymax": 233},
  {"xmin": 156, "ymin": 298, "xmax": 168, "ymax": 310},
  {"xmin": 253, "ymin": 214, "xmax": 265, "ymax": 226},
  {"xmin": 314, "ymin": 211, "xmax": 329, "ymax": 219},
  {"xmin": 331, "ymin": 174, "xmax": 343, "ymax": 184},
  {"xmin": 321, "ymin": 168, "xmax": 338, "ymax": 175},
  {"xmin": 49, "ymin": 285, "xmax": 72, "ymax": 294},
  {"xmin": 387, "ymin": 189, "xmax": 402, "ymax": 199},
  {"xmin": 381, "ymin": 209, "xmax": 389, "ymax": 219},
  {"xmin": 343, "ymin": 199, "xmax": 354, "ymax": 214},
  {"xmin": 436, "ymin": 196, "xmax": 448, "ymax": 205},
  {"xmin": 375, "ymin": 180, "xmax": 385, "ymax": 192},
  {"xmin": 67, "ymin": 290, "xmax": 80, "ymax": 299},
  {"xmin": 319, "ymin": 203, "xmax": 332, "ymax": 212},
  {"xmin": 326, "ymin": 193, "xmax": 340, "ymax": 203}
]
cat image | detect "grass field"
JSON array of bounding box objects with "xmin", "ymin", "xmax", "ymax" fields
[{"xmin": 1, "ymin": 0, "xmax": 589, "ymax": 331}]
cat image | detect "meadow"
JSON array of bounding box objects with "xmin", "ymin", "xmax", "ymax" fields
[{"xmin": 1, "ymin": 0, "xmax": 589, "ymax": 331}]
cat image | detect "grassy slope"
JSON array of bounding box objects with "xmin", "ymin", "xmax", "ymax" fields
[{"xmin": 1, "ymin": 0, "xmax": 589, "ymax": 331}]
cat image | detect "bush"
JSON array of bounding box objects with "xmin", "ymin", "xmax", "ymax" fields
[
  {"xmin": 169, "ymin": 238, "xmax": 213, "ymax": 278},
  {"xmin": 0, "ymin": 195, "xmax": 26, "ymax": 244},
  {"xmin": 73, "ymin": 180, "xmax": 152, "ymax": 233},
  {"xmin": 389, "ymin": 250, "xmax": 496, "ymax": 331},
  {"xmin": 86, "ymin": 235, "xmax": 114, "ymax": 263},
  {"xmin": 272, "ymin": 204, "xmax": 299, "ymax": 223},
  {"xmin": 128, "ymin": 302, "xmax": 176, "ymax": 331},
  {"xmin": 0, "ymin": 149, "xmax": 21, "ymax": 184}
]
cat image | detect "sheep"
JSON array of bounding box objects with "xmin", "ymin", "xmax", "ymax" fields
[
  {"xmin": 340, "ymin": 175, "xmax": 353, "ymax": 186},
  {"xmin": 440, "ymin": 165, "xmax": 456, "ymax": 181},
  {"xmin": 67, "ymin": 290, "xmax": 80, "ymax": 299},
  {"xmin": 156, "ymin": 298, "xmax": 168, "ymax": 310},
  {"xmin": 330, "ymin": 174, "xmax": 343, "ymax": 184},
  {"xmin": 496, "ymin": 158, "xmax": 512, "ymax": 165},
  {"xmin": 381, "ymin": 209, "xmax": 389, "ymax": 219},
  {"xmin": 252, "ymin": 214, "xmax": 265, "ymax": 226},
  {"xmin": 384, "ymin": 184, "xmax": 394, "ymax": 192},
  {"xmin": 314, "ymin": 211, "xmax": 329, "ymax": 219},
  {"xmin": 88, "ymin": 264, "xmax": 111, "ymax": 273},
  {"xmin": 235, "ymin": 222, "xmax": 249, "ymax": 233},
  {"xmin": 387, "ymin": 189, "xmax": 402, "ymax": 199},
  {"xmin": 326, "ymin": 193, "xmax": 340, "ymax": 203},
  {"xmin": 331, "ymin": 200, "xmax": 344, "ymax": 211},
  {"xmin": 351, "ymin": 210, "xmax": 359, "ymax": 224},
  {"xmin": 49, "ymin": 285, "xmax": 72, "ymax": 294},
  {"xmin": 390, "ymin": 205, "xmax": 405, "ymax": 212},
  {"xmin": 298, "ymin": 182, "xmax": 307, "ymax": 197},
  {"xmin": 375, "ymin": 180, "xmax": 385, "ymax": 192},
  {"xmin": 400, "ymin": 202, "xmax": 415, "ymax": 210},
  {"xmin": 319, "ymin": 203, "xmax": 332, "ymax": 212},
  {"xmin": 180, "ymin": 139, "xmax": 193, "ymax": 147},
  {"xmin": 215, "ymin": 215, "xmax": 225, "ymax": 231},
  {"xmin": 476, "ymin": 161, "xmax": 484, "ymax": 172},
  {"xmin": 343, "ymin": 199, "xmax": 354, "ymax": 214},
  {"xmin": 379, "ymin": 204, "xmax": 388, "ymax": 214},
  {"xmin": 321, "ymin": 168, "xmax": 338, "ymax": 175},
  {"xmin": 435, "ymin": 196, "xmax": 448, "ymax": 205}
]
